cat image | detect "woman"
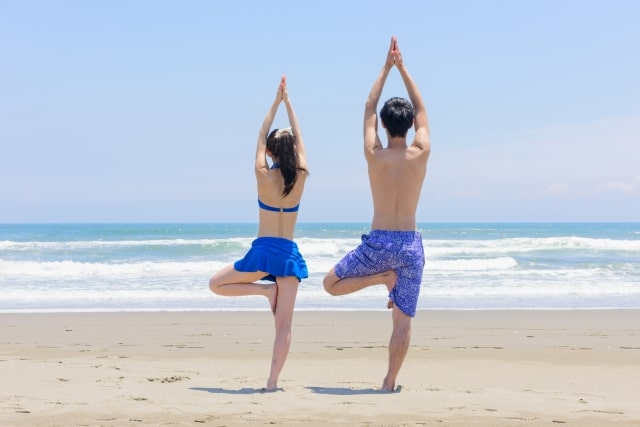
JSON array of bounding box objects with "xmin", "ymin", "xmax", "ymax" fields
[{"xmin": 209, "ymin": 76, "xmax": 308, "ymax": 392}]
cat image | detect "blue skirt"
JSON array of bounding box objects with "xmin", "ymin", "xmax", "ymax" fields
[{"xmin": 234, "ymin": 237, "xmax": 308, "ymax": 282}]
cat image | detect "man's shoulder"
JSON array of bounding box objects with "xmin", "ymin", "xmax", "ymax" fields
[
  {"xmin": 373, "ymin": 144, "xmax": 427, "ymax": 159},
  {"xmin": 410, "ymin": 131, "xmax": 431, "ymax": 153},
  {"xmin": 408, "ymin": 143, "xmax": 429, "ymax": 155}
]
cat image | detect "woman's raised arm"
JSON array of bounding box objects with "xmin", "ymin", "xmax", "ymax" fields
[
  {"xmin": 282, "ymin": 77, "xmax": 307, "ymax": 172},
  {"xmin": 255, "ymin": 77, "xmax": 285, "ymax": 172}
]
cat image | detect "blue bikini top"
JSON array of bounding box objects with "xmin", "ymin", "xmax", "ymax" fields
[
  {"xmin": 258, "ymin": 199, "xmax": 300, "ymax": 213},
  {"xmin": 257, "ymin": 161, "xmax": 300, "ymax": 213}
]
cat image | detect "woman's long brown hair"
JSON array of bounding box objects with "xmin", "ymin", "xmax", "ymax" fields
[{"xmin": 266, "ymin": 129, "xmax": 306, "ymax": 197}]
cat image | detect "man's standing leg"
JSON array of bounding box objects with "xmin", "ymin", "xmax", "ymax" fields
[{"xmin": 382, "ymin": 306, "xmax": 412, "ymax": 392}]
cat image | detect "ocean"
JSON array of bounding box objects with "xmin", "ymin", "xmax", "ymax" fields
[{"xmin": 1, "ymin": 223, "xmax": 639, "ymax": 313}]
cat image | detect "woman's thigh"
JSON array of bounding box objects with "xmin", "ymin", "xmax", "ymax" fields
[{"xmin": 209, "ymin": 264, "xmax": 269, "ymax": 287}]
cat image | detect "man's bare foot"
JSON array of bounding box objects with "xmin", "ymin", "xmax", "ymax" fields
[
  {"xmin": 267, "ymin": 284, "xmax": 278, "ymax": 315},
  {"xmin": 382, "ymin": 270, "xmax": 397, "ymax": 293},
  {"xmin": 381, "ymin": 378, "xmax": 401, "ymax": 392},
  {"xmin": 382, "ymin": 270, "xmax": 397, "ymax": 309}
]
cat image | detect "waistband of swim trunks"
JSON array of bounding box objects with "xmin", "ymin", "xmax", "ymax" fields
[{"xmin": 369, "ymin": 229, "xmax": 422, "ymax": 237}]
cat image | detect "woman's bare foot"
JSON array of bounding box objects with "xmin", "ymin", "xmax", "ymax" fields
[
  {"xmin": 263, "ymin": 378, "xmax": 281, "ymax": 392},
  {"xmin": 267, "ymin": 284, "xmax": 278, "ymax": 315}
]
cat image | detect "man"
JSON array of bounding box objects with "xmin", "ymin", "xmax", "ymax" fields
[{"xmin": 323, "ymin": 36, "xmax": 430, "ymax": 392}]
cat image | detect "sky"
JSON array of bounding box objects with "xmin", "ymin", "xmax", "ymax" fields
[{"xmin": 1, "ymin": 0, "xmax": 639, "ymax": 223}]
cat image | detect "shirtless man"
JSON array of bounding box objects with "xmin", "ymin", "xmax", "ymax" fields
[{"xmin": 323, "ymin": 36, "xmax": 430, "ymax": 392}]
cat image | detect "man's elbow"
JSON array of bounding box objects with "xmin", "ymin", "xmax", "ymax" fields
[{"xmin": 365, "ymin": 97, "xmax": 378, "ymax": 113}]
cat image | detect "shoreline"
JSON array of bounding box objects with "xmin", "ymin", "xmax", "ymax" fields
[
  {"xmin": 3, "ymin": 306, "xmax": 640, "ymax": 314},
  {"xmin": 1, "ymin": 309, "xmax": 639, "ymax": 426}
]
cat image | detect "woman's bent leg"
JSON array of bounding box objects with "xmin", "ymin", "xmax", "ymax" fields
[{"xmin": 209, "ymin": 265, "xmax": 277, "ymax": 312}]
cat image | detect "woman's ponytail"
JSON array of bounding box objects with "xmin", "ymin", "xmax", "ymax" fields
[{"xmin": 266, "ymin": 129, "xmax": 306, "ymax": 197}]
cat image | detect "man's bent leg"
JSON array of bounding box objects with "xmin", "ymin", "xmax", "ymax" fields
[
  {"xmin": 382, "ymin": 305, "xmax": 412, "ymax": 392},
  {"xmin": 323, "ymin": 267, "xmax": 397, "ymax": 296}
]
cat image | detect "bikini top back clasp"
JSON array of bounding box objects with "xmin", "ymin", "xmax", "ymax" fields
[{"xmin": 258, "ymin": 198, "xmax": 300, "ymax": 213}]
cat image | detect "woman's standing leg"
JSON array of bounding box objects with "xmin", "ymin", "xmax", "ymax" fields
[{"xmin": 265, "ymin": 276, "xmax": 299, "ymax": 391}]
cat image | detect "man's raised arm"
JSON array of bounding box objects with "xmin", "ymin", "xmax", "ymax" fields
[
  {"xmin": 395, "ymin": 40, "xmax": 430, "ymax": 151},
  {"xmin": 363, "ymin": 38, "xmax": 397, "ymax": 157}
]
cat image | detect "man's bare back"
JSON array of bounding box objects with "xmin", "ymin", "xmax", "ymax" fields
[
  {"xmin": 362, "ymin": 36, "xmax": 429, "ymax": 231},
  {"xmin": 368, "ymin": 141, "xmax": 428, "ymax": 230}
]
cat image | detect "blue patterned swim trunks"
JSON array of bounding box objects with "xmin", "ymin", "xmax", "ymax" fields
[{"xmin": 335, "ymin": 230, "xmax": 425, "ymax": 317}]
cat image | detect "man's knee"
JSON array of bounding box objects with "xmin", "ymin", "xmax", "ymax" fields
[
  {"xmin": 323, "ymin": 271, "xmax": 339, "ymax": 295},
  {"xmin": 392, "ymin": 306, "xmax": 412, "ymax": 331}
]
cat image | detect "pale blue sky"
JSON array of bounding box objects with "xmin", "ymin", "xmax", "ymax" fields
[{"xmin": 1, "ymin": 0, "xmax": 639, "ymax": 223}]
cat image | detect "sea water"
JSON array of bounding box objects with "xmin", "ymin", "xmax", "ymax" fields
[{"xmin": 1, "ymin": 223, "xmax": 639, "ymax": 312}]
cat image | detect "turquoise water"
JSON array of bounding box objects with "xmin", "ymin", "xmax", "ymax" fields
[{"xmin": 1, "ymin": 223, "xmax": 639, "ymax": 312}]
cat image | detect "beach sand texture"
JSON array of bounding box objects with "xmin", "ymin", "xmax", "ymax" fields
[{"xmin": 1, "ymin": 310, "xmax": 639, "ymax": 426}]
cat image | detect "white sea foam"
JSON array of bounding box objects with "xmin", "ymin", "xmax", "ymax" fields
[
  {"xmin": 2, "ymin": 235, "xmax": 638, "ymax": 255},
  {"xmin": 2, "ymin": 224, "xmax": 639, "ymax": 311},
  {"xmin": 0, "ymin": 237, "xmax": 254, "ymax": 251},
  {"xmin": 428, "ymin": 257, "xmax": 518, "ymax": 271},
  {"xmin": 0, "ymin": 256, "xmax": 520, "ymax": 281},
  {"xmin": 425, "ymin": 237, "xmax": 640, "ymax": 256},
  {"xmin": 0, "ymin": 259, "xmax": 225, "ymax": 278}
]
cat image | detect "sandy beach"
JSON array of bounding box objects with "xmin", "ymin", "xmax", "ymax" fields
[{"xmin": 1, "ymin": 310, "xmax": 639, "ymax": 426}]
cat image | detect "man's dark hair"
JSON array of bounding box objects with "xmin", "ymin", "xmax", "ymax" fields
[{"xmin": 380, "ymin": 97, "xmax": 414, "ymax": 138}]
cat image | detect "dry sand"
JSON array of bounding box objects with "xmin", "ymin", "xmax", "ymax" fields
[{"xmin": 1, "ymin": 310, "xmax": 639, "ymax": 426}]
